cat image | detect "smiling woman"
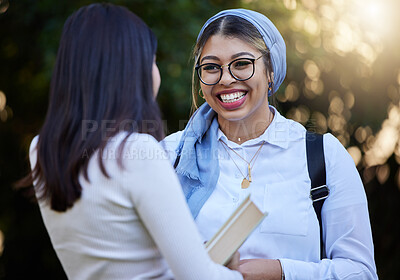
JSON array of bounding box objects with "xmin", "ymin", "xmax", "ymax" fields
[{"xmin": 163, "ymin": 8, "xmax": 378, "ymax": 280}]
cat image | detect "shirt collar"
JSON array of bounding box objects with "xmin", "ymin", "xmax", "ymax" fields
[{"xmin": 217, "ymin": 106, "xmax": 295, "ymax": 149}]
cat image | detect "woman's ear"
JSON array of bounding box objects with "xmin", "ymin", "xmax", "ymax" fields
[
  {"xmin": 152, "ymin": 60, "xmax": 161, "ymax": 97},
  {"xmin": 268, "ymin": 72, "xmax": 274, "ymax": 95}
]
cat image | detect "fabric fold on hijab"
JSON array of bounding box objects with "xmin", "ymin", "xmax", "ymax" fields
[{"xmin": 196, "ymin": 8, "xmax": 287, "ymax": 95}]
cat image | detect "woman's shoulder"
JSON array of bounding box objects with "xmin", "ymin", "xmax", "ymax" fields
[
  {"xmin": 29, "ymin": 135, "xmax": 39, "ymax": 153},
  {"xmin": 161, "ymin": 130, "xmax": 184, "ymax": 149},
  {"xmin": 322, "ymin": 133, "xmax": 350, "ymax": 160},
  {"xmin": 103, "ymin": 132, "xmax": 170, "ymax": 176},
  {"xmin": 323, "ymin": 132, "xmax": 342, "ymax": 147},
  {"xmin": 163, "ymin": 130, "xmax": 184, "ymax": 144},
  {"xmin": 270, "ymin": 107, "xmax": 306, "ymax": 140},
  {"xmin": 112, "ymin": 131, "xmax": 165, "ymax": 153},
  {"xmin": 158, "ymin": 130, "xmax": 184, "ymax": 163},
  {"xmin": 29, "ymin": 135, "xmax": 40, "ymax": 166},
  {"xmin": 126, "ymin": 132, "xmax": 160, "ymax": 145}
]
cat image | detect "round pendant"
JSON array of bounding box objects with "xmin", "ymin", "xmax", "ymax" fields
[{"xmin": 241, "ymin": 178, "xmax": 250, "ymax": 189}]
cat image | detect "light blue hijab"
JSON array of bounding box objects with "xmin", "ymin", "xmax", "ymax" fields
[{"xmin": 197, "ymin": 8, "xmax": 286, "ymax": 95}]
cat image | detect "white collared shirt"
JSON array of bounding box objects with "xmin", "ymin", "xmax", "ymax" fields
[{"xmin": 192, "ymin": 107, "xmax": 377, "ymax": 279}]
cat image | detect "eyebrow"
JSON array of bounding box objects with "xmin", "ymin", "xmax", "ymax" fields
[
  {"xmin": 232, "ymin": 52, "xmax": 256, "ymax": 59},
  {"xmin": 200, "ymin": 55, "xmax": 219, "ymax": 63},
  {"xmin": 200, "ymin": 52, "xmax": 256, "ymax": 64}
]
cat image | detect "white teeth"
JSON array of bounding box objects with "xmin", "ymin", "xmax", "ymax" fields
[{"xmin": 220, "ymin": 92, "xmax": 246, "ymax": 103}]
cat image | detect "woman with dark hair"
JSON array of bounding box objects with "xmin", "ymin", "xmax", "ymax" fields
[
  {"xmin": 163, "ymin": 9, "xmax": 378, "ymax": 280},
  {"xmin": 23, "ymin": 4, "xmax": 243, "ymax": 280}
]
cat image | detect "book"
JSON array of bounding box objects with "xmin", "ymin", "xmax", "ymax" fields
[{"xmin": 205, "ymin": 194, "xmax": 268, "ymax": 265}]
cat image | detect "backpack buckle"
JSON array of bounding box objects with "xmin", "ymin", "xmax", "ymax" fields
[{"xmin": 310, "ymin": 185, "xmax": 330, "ymax": 202}]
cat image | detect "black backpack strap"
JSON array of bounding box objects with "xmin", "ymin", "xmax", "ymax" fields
[
  {"xmin": 306, "ymin": 132, "xmax": 330, "ymax": 259},
  {"xmin": 173, "ymin": 154, "xmax": 181, "ymax": 169}
]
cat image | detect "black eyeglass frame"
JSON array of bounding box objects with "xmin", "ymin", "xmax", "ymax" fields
[{"xmin": 195, "ymin": 54, "xmax": 264, "ymax": 86}]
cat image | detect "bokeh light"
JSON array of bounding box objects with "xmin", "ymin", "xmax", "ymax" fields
[
  {"xmin": 0, "ymin": 90, "xmax": 6, "ymax": 111},
  {"xmin": 310, "ymin": 111, "xmax": 328, "ymax": 133},
  {"xmin": 291, "ymin": 0, "xmax": 390, "ymax": 69},
  {"xmin": 376, "ymin": 164, "xmax": 390, "ymax": 185},
  {"xmin": 355, "ymin": 126, "xmax": 373, "ymax": 143},
  {"xmin": 0, "ymin": 90, "xmax": 10, "ymax": 122},
  {"xmin": 347, "ymin": 146, "xmax": 362, "ymax": 166},
  {"xmin": 364, "ymin": 105, "xmax": 400, "ymax": 166},
  {"xmin": 0, "ymin": 0, "xmax": 9, "ymax": 14},
  {"xmin": 283, "ymin": 0, "xmax": 297, "ymax": 10},
  {"xmin": 286, "ymin": 105, "xmax": 310, "ymax": 125},
  {"xmin": 276, "ymin": 0, "xmax": 399, "ymax": 165},
  {"xmin": 0, "ymin": 229, "xmax": 4, "ymax": 256}
]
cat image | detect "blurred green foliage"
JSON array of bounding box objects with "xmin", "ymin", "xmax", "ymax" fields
[{"xmin": 1, "ymin": 0, "xmax": 399, "ymax": 279}]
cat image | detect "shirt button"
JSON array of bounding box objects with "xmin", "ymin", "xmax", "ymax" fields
[
  {"xmin": 235, "ymin": 173, "xmax": 241, "ymax": 179},
  {"xmin": 232, "ymin": 197, "xmax": 239, "ymax": 203}
]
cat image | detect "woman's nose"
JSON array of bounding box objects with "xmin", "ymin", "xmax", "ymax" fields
[{"xmin": 219, "ymin": 66, "xmax": 236, "ymax": 85}]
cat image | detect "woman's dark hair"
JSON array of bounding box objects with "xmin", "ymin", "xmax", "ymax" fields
[
  {"xmin": 18, "ymin": 3, "xmax": 163, "ymax": 212},
  {"xmin": 191, "ymin": 16, "xmax": 275, "ymax": 112}
]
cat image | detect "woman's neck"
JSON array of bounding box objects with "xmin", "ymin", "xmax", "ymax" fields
[{"xmin": 219, "ymin": 107, "xmax": 274, "ymax": 144}]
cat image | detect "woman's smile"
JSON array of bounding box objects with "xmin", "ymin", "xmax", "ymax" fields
[{"xmin": 216, "ymin": 89, "xmax": 248, "ymax": 109}]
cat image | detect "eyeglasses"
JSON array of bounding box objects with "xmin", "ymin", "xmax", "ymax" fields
[{"xmin": 195, "ymin": 55, "xmax": 264, "ymax": 85}]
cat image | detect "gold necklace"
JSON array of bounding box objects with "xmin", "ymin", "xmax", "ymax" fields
[
  {"xmin": 236, "ymin": 127, "xmax": 268, "ymax": 143},
  {"xmin": 223, "ymin": 109, "xmax": 273, "ymax": 144},
  {"xmin": 220, "ymin": 140, "xmax": 266, "ymax": 189},
  {"xmin": 224, "ymin": 126, "xmax": 267, "ymax": 144}
]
